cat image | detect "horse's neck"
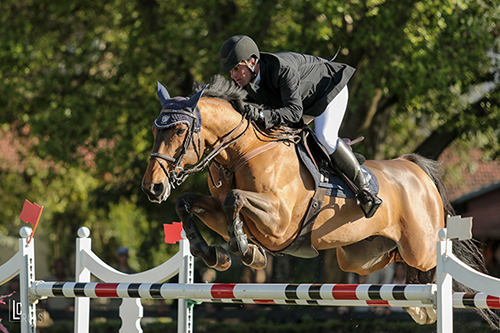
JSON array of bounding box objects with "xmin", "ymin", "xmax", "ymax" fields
[{"xmin": 199, "ymin": 99, "xmax": 259, "ymax": 168}]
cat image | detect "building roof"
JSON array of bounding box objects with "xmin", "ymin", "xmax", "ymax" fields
[
  {"xmin": 441, "ymin": 147, "xmax": 500, "ymax": 238},
  {"xmin": 441, "ymin": 148, "xmax": 500, "ymax": 202}
]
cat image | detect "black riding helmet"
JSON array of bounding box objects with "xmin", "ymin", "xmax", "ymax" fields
[{"xmin": 220, "ymin": 35, "xmax": 260, "ymax": 73}]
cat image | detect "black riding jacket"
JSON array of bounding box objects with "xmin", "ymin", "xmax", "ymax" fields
[{"xmin": 243, "ymin": 52, "xmax": 355, "ymax": 129}]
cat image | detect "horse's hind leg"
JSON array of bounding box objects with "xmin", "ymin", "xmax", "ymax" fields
[
  {"xmin": 403, "ymin": 265, "xmax": 437, "ymax": 325},
  {"xmin": 175, "ymin": 193, "xmax": 232, "ymax": 271}
]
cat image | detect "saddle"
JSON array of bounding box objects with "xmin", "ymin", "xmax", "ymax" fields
[{"xmin": 300, "ymin": 126, "xmax": 366, "ymax": 178}]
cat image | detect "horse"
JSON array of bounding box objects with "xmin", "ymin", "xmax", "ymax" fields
[{"xmin": 141, "ymin": 75, "xmax": 497, "ymax": 327}]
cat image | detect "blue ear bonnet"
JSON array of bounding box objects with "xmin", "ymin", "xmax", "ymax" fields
[
  {"xmin": 154, "ymin": 82, "xmax": 207, "ymax": 133},
  {"xmin": 154, "ymin": 97, "xmax": 202, "ymax": 132}
]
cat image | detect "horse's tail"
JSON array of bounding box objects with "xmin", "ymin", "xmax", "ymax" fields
[{"xmin": 402, "ymin": 153, "xmax": 499, "ymax": 329}]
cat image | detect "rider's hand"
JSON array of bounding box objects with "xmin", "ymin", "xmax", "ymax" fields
[{"xmin": 244, "ymin": 104, "xmax": 264, "ymax": 123}]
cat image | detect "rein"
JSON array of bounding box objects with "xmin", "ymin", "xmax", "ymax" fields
[{"xmin": 250, "ymin": 120, "xmax": 302, "ymax": 144}]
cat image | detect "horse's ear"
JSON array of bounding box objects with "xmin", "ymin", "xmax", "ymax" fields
[
  {"xmin": 186, "ymin": 84, "xmax": 209, "ymax": 109},
  {"xmin": 157, "ymin": 82, "xmax": 170, "ymax": 108}
]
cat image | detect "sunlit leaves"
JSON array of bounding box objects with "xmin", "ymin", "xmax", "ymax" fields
[{"xmin": 1, "ymin": 0, "xmax": 499, "ymax": 271}]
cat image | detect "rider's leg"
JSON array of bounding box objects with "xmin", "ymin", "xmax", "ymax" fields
[
  {"xmin": 330, "ymin": 139, "xmax": 382, "ymax": 218},
  {"xmin": 314, "ymin": 87, "xmax": 348, "ymax": 155},
  {"xmin": 314, "ymin": 86, "xmax": 382, "ymax": 218}
]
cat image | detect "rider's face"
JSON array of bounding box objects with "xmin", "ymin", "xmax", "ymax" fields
[{"xmin": 230, "ymin": 61, "xmax": 253, "ymax": 87}]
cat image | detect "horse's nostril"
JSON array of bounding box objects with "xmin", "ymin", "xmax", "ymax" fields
[{"xmin": 152, "ymin": 183, "xmax": 164, "ymax": 196}]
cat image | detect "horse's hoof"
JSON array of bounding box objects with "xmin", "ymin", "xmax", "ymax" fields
[
  {"xmin": 403, "ymin": 307, "xmax": 426, "ymax": 325},
  {"xmin": 205, "ymin": 245, "xmax": 232, "ymax": 271},
  {"xmin": 425, "ymin": 307, "xmax": 437, "ymax": 324},
  {"xmin": 403, "ymin": 306, "xmax": 436, "ymax": 325},
  {"xmin": 242, "ymin": 245, "xmax": 267, "ymax": 270}
]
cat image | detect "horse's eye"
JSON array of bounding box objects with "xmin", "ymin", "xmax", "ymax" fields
[{"xmin": 175, "ymin": 128, "xmax": 186, "ymax": 136}]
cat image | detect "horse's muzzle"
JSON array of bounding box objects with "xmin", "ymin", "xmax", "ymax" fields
[{"xmin": 142, "ymin": 180, "xmax": 171, "ymax": 203}]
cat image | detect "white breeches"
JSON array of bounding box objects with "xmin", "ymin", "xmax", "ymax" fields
[{"xmin": 314, "ymin": 86, "xmax": 349, "ymax": 154}]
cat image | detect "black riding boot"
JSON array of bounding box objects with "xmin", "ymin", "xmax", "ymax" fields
[{"xmin": 329, "ymin": 139, "xmax": 382, "ymax": 218}]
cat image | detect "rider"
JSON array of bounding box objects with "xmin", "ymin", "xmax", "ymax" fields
[{"xmin": 219, "ymin": 35, "xmax": 382, "ymax": 218}]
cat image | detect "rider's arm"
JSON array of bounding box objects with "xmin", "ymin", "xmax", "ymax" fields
[{"xmin": 261, "ymin": 65, "xmax": 303, "ymax": 129}]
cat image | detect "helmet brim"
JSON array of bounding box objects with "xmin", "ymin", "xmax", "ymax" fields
[{"xmin": 220, "ymin": 62, "xmax": 237, "ymax": 72}]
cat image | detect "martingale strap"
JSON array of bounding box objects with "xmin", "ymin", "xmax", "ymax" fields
[
  {"xmin": 210, "ymin": 141, "xmax": 281, "ymax": 188},
  {"xmin": 230, "ymin": 141, "xmax": 280, "ymax": 173}
]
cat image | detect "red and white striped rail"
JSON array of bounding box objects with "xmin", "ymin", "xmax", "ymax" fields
[
  {"xmin": 30, "ymin": 281, "xmax": 500, "ymax": 310},
  {"xmin": 202, "ymin": 292, "xmax": 500, "ymax": 310},
  {"xmin": 30, "ymin": 282, "xmax": 434, "ymax": 302}
]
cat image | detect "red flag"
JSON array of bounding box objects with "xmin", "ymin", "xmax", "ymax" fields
[
  {"xmin": 19, "ymin": 200, "xmax": 43, "ymax": 227},
  {"xmin": 164, "ymin": 222, "xmax": 183, "ymax": 244},
  {"xmin": 19, "ymin": 199, "xmax": 43, "ymax": 244}
]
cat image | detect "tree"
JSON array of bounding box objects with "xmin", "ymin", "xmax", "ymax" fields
[{"xmin": 1, "ymin": 0, "xmax": 498, "ymax": 280}]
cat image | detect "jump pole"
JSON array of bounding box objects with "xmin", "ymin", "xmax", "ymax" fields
[
  {"xmin": 30, "ymin": 282, "xmax": 435, "ymax": 302},
  {"xmin": 29, "ymin": 281, "xmax": 500, "ymax": 310}
]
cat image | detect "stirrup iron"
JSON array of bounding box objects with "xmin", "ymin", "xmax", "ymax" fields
[{"xmin": 356, "ymin": 189, "xmax": 382, "ymax": 218}]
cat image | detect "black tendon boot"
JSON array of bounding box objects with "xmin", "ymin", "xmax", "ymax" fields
[{"xmin": 329, "ymin": 139, "xmax": 382, "ymax": 218}]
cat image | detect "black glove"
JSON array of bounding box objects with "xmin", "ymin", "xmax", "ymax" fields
[{"xmin": 244, "ymin": 104, "xmax": 264, "ymax": 122}]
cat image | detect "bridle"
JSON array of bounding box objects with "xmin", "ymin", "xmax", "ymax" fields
[{"xmin": 149, "ymin": 109, "xmax": 250, "ymax": 188}]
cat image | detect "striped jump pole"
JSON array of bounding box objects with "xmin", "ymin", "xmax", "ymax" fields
[
  {"xmin": 31, "ymin": 282, "xmax": 434, "ymax": 304},
  {"xmin": 453, "ymin": 292, "xmax": 500, "ymax": 309},
  {"xmin": 201, "ymin": 292, "xmax": 500, "ymax": 310},
  {"xmin": 30, "ymin": 281, "xmax": 500, "ymax": 310},
  {"xmin": 200, "ymin": 298, "xmax": 431, "ymax": 308}
]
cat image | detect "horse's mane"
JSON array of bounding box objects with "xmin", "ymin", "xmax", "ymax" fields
[{"xmin": 192, "ymin": 75, "xmax": 247, "ymax": 114}]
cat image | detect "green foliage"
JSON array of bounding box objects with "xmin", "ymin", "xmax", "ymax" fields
[{"xmin": 0, "ymin": 0, "xmax": 499, "ymax": 276}]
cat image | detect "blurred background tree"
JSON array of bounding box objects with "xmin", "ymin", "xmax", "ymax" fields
[{"xmin": 0, "ymin": 0, "xmax": 498, "ymax": 281}]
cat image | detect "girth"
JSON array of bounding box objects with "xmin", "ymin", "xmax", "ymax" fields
[{"xmin": 272, "ymin": 185, "xmax": 325, "ymax": 258}]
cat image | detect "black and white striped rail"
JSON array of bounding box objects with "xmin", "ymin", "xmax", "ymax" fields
[
  {"xmin": 29, "ymin": 282, "xmax": 500, "ymax": 309},
  {"xmin": 30, "ymin": 282, "xmax": 432, "ymax": 301}
]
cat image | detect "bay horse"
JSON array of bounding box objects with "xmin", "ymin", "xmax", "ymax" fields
[{"xmin": 141, "ymin": 75, "xmax": 496, "ymax": 327}]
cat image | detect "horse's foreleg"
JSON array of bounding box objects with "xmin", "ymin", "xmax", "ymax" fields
[
  {"xmin": 223, "ymin": 189, "xmax": 283, "ymax": 270},
  {"xmin": 223, "ymin": 191, "xmax": 251, "ymax": 255},
  {"xmin": 175, "ymin": 193, "xmax": 232, "ymax": 271}
]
